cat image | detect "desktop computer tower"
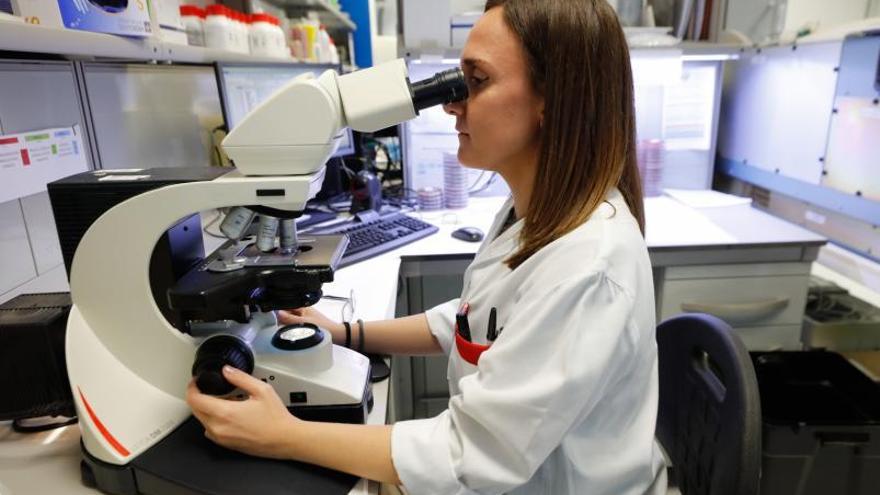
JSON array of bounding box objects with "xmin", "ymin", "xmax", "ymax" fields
[{"xmin": 47, "ymin": 167, "xmax": 227, "ymax": 329}]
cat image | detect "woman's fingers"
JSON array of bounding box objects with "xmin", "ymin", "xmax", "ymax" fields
[
  {"xmin": 222, "ymin": 365, "xmax": 271, "ymax": 398},
  {"xmin": 277, "ymin": 309, "xmax": 306, "ymax": 324}
]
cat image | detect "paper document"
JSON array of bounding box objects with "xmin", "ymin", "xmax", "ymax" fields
[
  {"xmin": 0, "ymin": 125, "xmax": 88, "ymax": 204},
  {"xmin": 661, "ymin": 65, "xmax": 716, "ymax": 150},
  {"xmin": 663, "ymin": 188, "xmax": 752, "ymax": 209}
]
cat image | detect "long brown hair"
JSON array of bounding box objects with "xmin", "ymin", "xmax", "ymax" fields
[{"xmin": 484, "ymin": 0, "xmax": 644, "ymax": 269}]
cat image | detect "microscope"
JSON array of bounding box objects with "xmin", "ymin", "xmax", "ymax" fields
[{"xmin": 61, "ymin": 59, "xmax": 467, "ymax": 495}]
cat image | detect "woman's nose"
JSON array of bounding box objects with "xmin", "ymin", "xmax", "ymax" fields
[{"xmin": 443, "ymin": 99, "xmax": 464, "ymax": 116}]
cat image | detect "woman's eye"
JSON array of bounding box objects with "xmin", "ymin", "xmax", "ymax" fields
[{"xmin": 468, "ymin": 76, "xmax": 487, "ymax": 87}]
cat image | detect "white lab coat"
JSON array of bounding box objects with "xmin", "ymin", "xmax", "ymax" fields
[{"xmin": 391, "ymin": 190, "xmax": 667, "ymax": 495}]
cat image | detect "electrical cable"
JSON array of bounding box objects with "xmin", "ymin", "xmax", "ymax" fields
[{"xmin": 202, "ymin": 209, "xmax": 228, "ymax": 239}]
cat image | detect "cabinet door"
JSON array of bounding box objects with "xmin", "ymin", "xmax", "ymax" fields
[
  {"xmin": 20, "ymin": 192, "xmax": 63, "ymax": 275},
  {"xmin": 393, "ymin": 256, "xmax": 471, "ymax": 420},
  {"xmin": 0, "ymin": 199, "xmax": 36, "ymax": 298}
]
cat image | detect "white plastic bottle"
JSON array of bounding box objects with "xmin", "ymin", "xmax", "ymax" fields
[
  {"xmin": 179, "ymin": 5, "xmax": 205, "ymax": 47},
  {"xmin": 249, "ymin": 13, "xmax": 274, "ymax": 56},
  {"xmin": 317, "ymin": 27, "xmax": 332, "ymax": 63},
  {"xmin": 229, "ymin": 10, "xmax": 242, "ymax": 53},
  {"xmin": 235, "ymin": 11, "xmax": 250, "ymax": 54},
  {"xmin": 205, "ymin": 5, "xmax": 235, "ymax": 52}
]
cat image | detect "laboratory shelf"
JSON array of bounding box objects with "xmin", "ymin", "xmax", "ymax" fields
[
  {"xmin": 403, "ymin": 42, "xmax": 743, "ymax": 62},
  {"xmin": 162, "ymin": 44, "xmax": 293, "ymax": 64},
  {"xmin": 0, "ymin": 20, "xmax": 295, "ymax": 64},
  {"xmin": 264, "ymin": 0, "xmax": 356, "ymax": 31},
  {"xmin": 0, "ymin": 20, "xmax": 162, "ymax": 60}
]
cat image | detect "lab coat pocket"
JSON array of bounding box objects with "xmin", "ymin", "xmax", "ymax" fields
[{"xmin": 454, "ymin": 332, "xmax": 491, "ymax": 366}]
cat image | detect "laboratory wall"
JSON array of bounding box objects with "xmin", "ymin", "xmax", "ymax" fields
[
  {"xmin": 784, "ymin": 0, "xmax": 872, "ymax": 32},
  {"xmin": 724, "ymin": 0, "xmax": 876, "ymax": 43},
  {"xmin": 716, "ymin": 34, "xmax": 880, "ymax": 263}
]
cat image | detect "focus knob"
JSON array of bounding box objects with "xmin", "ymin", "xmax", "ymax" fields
[{"xmin": 192, "ymin": 335, "xmax": 254, "ymax": 395}]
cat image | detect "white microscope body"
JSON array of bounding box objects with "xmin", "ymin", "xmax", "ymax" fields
[{"xmin": 65, "ymin": 57, "xmax": 466, "ymax": 493}]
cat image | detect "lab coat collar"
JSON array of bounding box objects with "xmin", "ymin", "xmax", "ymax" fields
[{"xmin": 470, "ymin": 196, "xmax": 523, "ymax": 270}]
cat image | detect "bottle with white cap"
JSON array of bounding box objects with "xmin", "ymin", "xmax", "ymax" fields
[
  {"xmin": 233, "ymin": 11, "xmax": 249, "ymax": 54},
  {"xmin": 205, "ymin": 5, "xmax": 235, "ymax": 52},
  {"xmin": 249, "ymin": 13, "xmax": 276, "ymax": 57}
]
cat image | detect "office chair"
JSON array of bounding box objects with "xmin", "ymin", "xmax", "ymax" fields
[{"xmin": 656, "ymin": 313, "xmax": 762, "ymax": 495}]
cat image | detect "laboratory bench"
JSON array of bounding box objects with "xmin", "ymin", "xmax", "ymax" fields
[{"xmin": 0, "ymin": 194, "xmax": 840, "ymax": 494}]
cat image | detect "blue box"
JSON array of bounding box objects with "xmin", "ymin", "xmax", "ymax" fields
[{"xmin": 13, "ymin": 0, "xmax": 153, "ymax": 37}]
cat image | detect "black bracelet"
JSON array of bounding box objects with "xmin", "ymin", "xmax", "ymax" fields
[
  {"xmin": 343, "ymin": 321, "xmax": 352, "ymax": 348},
  {"xmin": 357, "ymin": 319, "xmax": 365, "ymax": 353}
]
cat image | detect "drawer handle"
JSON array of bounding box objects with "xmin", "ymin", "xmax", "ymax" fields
[{"xmin": 680, "ymin": 297, "xmax": 790, "ymax": 324}]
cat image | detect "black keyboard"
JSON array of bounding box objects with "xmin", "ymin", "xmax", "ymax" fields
[{"xmin": 310, "ymin": 212, "xmax": 438, "ymax": 267}]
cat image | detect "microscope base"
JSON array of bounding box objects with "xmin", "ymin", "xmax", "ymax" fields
[
  {"xmin": 80, "ymin": 377, "xmax": 372, "ymax": 495},
  {"xmin": 80, "ymin": 409, "xmax": 368, "ymax": 495}
]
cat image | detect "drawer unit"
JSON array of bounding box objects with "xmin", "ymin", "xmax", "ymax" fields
[{"xmin": 657, "ymin": 262, "xmax": 811, "ymax": 350}]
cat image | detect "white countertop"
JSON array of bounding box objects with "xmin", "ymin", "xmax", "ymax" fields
[{"xmin": 0, "ymin": 193, "xmax": 831, "ymax": 495}]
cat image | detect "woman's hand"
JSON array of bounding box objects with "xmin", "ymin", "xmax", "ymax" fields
[
  {"xmin": 278, "ymin": 307, "xmax": 345, "ymax": 343},
  {"xmin": 186, "ymin": 366, "xmax": 301, "ymax": 460}
]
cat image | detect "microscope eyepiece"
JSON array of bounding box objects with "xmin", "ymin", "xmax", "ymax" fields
[{"xmin": 409, "ymin": 67, "xmax": 469, "ymax": 113}]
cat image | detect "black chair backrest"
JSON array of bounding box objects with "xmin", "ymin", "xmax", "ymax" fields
[{"xmin": 656, "ymin": 313, "xmax": 762, "ymax": 495}]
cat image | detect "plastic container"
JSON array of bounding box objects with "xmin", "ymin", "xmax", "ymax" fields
[
  {"xmin": 751, "ymin": 351, "xmax": 880, "ymax": 495},
  {"xmin": 236, "ymin": 12, "xmax": 251, "ymax": 54},
  {"xmin": 417, "ymin": 187, "xmax": 443, "ymax": 211},
  {"xmin": 249, "ymin": 13, "xmax": 281, "ymax": 57},
  {"xmin": 442, "ymin": 152, "xmax": 469, "ymax": 209},
  {"xmin": 179, "ymin": 5, "xmax": 205, "ymax": 47},
  {"xmin": 229, "ymin": 11, "xmax": 244, "ymax": 54},
  {"xmin": 205, "ymin": 5, "xmax": 236, "ymax": 52},
  {"xmin": 248, "ymin": 13, "xmax": 269, "ymax": 56},
  {"xmin": 637, "ymin": 138, "xmax": 664, "ymax": 197}
]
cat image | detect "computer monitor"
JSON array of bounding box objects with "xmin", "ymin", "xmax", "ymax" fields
[{"xmin": 214, "ymin": 62, "xmax": 355, "ymax": 158}]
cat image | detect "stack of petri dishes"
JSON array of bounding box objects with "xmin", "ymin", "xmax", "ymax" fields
[
  {"xmin": 443, "ymin": 152, "xmax": 469, "ymax": 209},
  {"xmin": 417, "ymin": 186, "xmax": 443, "ymax": 210},
  {"xmin": 637, "ymin": 139, "xmax": 665, "ymax": 197}
]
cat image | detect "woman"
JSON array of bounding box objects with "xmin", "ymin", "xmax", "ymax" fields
[{"xmin": 187, "ymin": 0, "xmax": 667, "ymax": 493}]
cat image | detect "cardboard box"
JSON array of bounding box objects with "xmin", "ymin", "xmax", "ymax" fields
[{"xmin": 13, "ymin": 0, "xmax": 153, "ymax": 37}]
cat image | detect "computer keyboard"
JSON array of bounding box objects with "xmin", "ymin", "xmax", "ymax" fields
[{"xmin": 310, "ymin": 212, "xmax": 438, "ymax": 267}]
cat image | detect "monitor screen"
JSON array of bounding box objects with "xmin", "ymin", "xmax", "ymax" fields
[{"xmin": 215, "ymin": 62, "xmax": 355, "ymax": 158}]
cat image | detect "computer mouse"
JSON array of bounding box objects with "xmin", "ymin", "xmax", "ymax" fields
[{"xmin": 452, "ymin": 227, "xmax": 484, "ymax": 243}]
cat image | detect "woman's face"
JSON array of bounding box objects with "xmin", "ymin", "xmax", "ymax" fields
[{"xmin": 443, "ymin": 7, "xmax": 544, "ymax": 174}]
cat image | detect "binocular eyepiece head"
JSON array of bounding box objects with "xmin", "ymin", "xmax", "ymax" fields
[{"xmin": 410, "ymin": 68, "xmax": 469, "ymax": 113}]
